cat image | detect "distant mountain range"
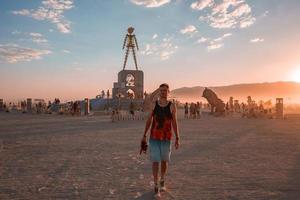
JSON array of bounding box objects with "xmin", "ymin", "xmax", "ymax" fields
[{"xmin": 170, "ymin": 81, "xmax": 300, "ymax": 103}]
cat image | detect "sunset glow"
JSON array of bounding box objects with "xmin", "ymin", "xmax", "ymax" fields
[
  {"xmin": 1, "ymin": 1, "xmax": 300, "ymax": 102},
  {"xmin": 291, "ymin": 68, "xmax": 300, "ymax": 83}
]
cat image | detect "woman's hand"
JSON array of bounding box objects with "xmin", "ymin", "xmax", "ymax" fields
[
  {"xmin": 141, "ymin": 135, "xmax": 147, "ymax": 143},
  {"xmin": 140, "ymin": 135, "xmax": 148, "ymax": 155},
  {"xmin": 175, "ymin": 137, "xmax": 180, "ymax": 149}
]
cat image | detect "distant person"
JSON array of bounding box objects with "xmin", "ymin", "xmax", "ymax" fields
[
  {"xmin": 259, "ymin": 103, "xmax": 264, "ymax": 112},
  {"xmin": 107, "ymin": 90, "xmax": 110, "ymax": 99},
  {"xmin": 241, "ymin": 103, "xmax": 245, "ymax": 113},
  {"xmin": 89, "ymin": 102, "xmax": 92, "ymax": 111},
  {"xmin": 196, "ymin": 102, "xmax": 201, "ymax": 118},
  {"xmin": 115, "ymin": 108, "xmax": 120, "ymax": 121},
  {"xmin": 199, "ymin": 101, "xmax": 203, "ymax": 115},
  {"xmin": 111, "ymin": 108, "xmax": 116, "ymax": 122},
  {"xmin": 21, "ymin": 101, "xmax": 26, "ymax": 113},
  {"xmin": 6, "ymin": 102, "xmax": 12, "ymax": 113},
  {"xmin": 73, "ymin": 102, "xmax": 77, "ymax": 115},
  {"xmin": 129, "ymin": 102, "xmax": 135, "ymax": 120},
  {"xmin": 141, "ymin": 83, "xmax": 180, "ymax": 198},
  {"xmin": 190, "ymin": 103, "xmax": 196, "ymax": 119},
  {"xmin": 225, "ymin": 102, "xmax": 229, "ymax": 115},
  {"xmin": 3, "ymin": 103, "xmax": 6, "ymax": 110},
  {"xmin": 184, "ymin": 102, "xmax": 189, "ymax": 119},
  {"xmin": 77, "ymin": 101, "xmax": 81, "ymax": 115}
]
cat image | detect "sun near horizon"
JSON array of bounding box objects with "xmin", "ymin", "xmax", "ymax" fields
[{"xmin": 291, "ymin": 68, "xmax": 300, "ymax": 83}]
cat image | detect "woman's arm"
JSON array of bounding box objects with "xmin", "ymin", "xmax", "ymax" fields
[{"xmin": 171, "ymin": 103, "xmax": 180, "ymax": 149}]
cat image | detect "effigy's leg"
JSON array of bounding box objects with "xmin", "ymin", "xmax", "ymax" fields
[
  {"xmin": 132, "ymin": 48, "xmax": 138, "ymax": 70},
  {"xmin": 123, "ymin": 48, "xmax": 129, "ymax": 70}
]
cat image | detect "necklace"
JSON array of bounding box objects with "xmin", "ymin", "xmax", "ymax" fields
[{"xmin": 158, "ymin": 99, "xmax": 168, "ymax": 107}]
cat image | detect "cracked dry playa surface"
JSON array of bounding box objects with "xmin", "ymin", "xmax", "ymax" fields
[{"xmin": 1, "ymin": 112, "xmax": 300, "ymax": 199}]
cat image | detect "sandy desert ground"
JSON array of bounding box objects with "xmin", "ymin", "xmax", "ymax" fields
[{"xmin": 1, "ymin": 111, "xmax": 300, "ymax": 200}]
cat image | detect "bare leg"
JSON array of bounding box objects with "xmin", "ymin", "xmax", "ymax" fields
[
  {"xmin": 152, "ymin": 162, "xmax": 159, "ymax": 184},
  {"xmin": 123, "ymin": 48, "xmax": 129, "ymax": 70},
  {"xmin": 161, "ymin": 161, "xmax": 168, "ymax": 180},
  {"xmin": 132, "ymin": 48, "xmax": 138, "ymax": 70}
]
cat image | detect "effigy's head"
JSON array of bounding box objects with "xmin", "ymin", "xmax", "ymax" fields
[{"xmin": 127, "ymin": 27, "xmax": 135, "ymax": 34}]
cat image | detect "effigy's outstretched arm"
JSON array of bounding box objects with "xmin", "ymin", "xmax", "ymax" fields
[
  {"xmin": 122, "ymin": 34, "xmax": 128, "ymax": 50},
  {"xmin": 133, "ymin": 35, "xmax": 139, "ymax": 50}
]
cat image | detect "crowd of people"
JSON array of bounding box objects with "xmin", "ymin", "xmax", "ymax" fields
[
  {"xmin": 184, "ymin": 102, "xmax": 203, "ymax": 119},
  {"xmin": 0, "ymin": 98, "xmax": 62, "ymax": 114},
  {"xmin": 224, "ymin": 96, "xmax": 274, "ymax": 118},
  {"xmin": 0, "ymin": 95, "xmax": 279, "ymax": 120},
  {"xmin": 111, "ymin": 102, "xmax": 146, "ymax": 122}
]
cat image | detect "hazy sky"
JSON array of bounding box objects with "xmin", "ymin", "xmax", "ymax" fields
[{"xmin": 1, "ymin": 0, "xmax": 300, "ymax": 101}]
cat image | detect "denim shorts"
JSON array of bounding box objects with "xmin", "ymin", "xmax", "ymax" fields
[{"xmin": 149, "ymin": 138, "xmax": 172, "ymax": 162}]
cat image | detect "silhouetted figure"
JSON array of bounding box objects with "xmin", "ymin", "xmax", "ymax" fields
[
  {"xmin": 122, "ymin": 27, "xmax": 139, "ymax": 70},
  {"xmin": 184, "ymin": 102, "xmax": 189, "ymax": 119}
]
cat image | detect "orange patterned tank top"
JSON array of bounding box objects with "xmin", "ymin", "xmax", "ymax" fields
[{"xmin": 150, "ymin": 100, "xmax": 173, "ymax": 141}]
